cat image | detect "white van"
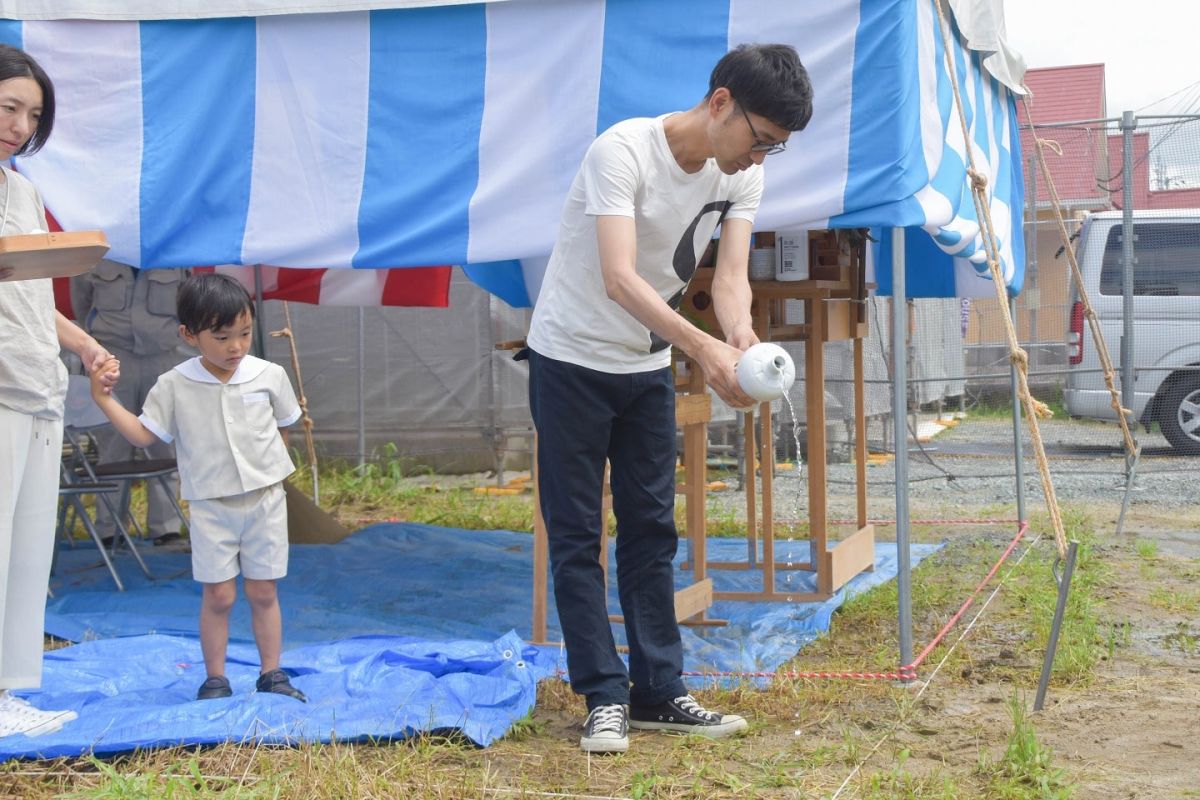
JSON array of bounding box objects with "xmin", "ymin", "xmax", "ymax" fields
[{"xmin": 1064, "ymin": 209, "xmax": 1200, "ymax": 454}]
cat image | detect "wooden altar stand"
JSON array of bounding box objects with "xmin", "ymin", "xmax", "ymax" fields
[{"xmin": 678, "ymin": 229, "xmax": 876, "ymax": 602}]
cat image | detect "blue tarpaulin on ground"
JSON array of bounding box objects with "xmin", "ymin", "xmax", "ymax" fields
[
  {"xmin": 1, "ymin": 523, "xmax": 939, "ymax": 759},
  {"xmin": 0, "ymin": 631, "xmax": 546, "ymax": 759}
]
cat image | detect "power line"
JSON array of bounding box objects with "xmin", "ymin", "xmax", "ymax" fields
[{"xmin": 1136, "ymin": 77, "xmax": 1200, "ymax": 113}]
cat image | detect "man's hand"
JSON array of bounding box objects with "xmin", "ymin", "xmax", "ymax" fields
[
  {"xmin": 725, "ymin": 324, "xmax": 759, "ymax": 352},
  {"xmin": 697, "ymin": 338, "xmax": 756, "ymax": 410}
]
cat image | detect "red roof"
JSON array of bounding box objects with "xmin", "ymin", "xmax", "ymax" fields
[
  {"xmin": 1018, "ymin": 64, "xmax": 1106, "ymax": 124},
  {"xmin": 1018, "ymin": 65, "xmax": 1110, "ymax": 208},
  {"xmin": 1107, "ymin": 130, "xmax": 1200, "ymax": 210}
]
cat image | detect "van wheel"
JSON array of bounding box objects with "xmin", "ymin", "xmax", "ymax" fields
[{"xmin": 1159, "ymin": 376, "xmax": 1200, "ymax": 455}]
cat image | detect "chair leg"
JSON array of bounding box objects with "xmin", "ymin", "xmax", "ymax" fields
[
  {"xmin": 117, "ymin": 519, "xmax": 154, "ymax": 580},
  {"xmin": 117, "ymin": 482, "xmax": 146, "ymax": 540},
  {"xmin": 95, "ymin": 489, "xmax": 132, "ymax": 550},
  {"xmin": 56, "ymin": 498, "xmax": 76, "ymax": 550},
  {"xmin": 70, "ymin": 495, "xmax": 124, "ymax": 591},
  {"xmin": 109, "ymin": 489, "xmax": 153, "ymax": 580},
  {"xmin": 95, "ymin": 490, "xmax": 152, "ymax": 579},
  {"xmin": 74, "ymin": 478, "xmax": 154, "ymax": 581}
]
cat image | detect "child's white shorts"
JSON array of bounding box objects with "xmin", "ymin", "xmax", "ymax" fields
[{"xmin": 187, "ymin": 482, "xmax": 288, "ymax": 584}]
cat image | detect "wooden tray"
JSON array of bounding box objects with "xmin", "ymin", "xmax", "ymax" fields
[{"xmin": 0, "ymin": 230, "xmax": 110, "ymax": 282}]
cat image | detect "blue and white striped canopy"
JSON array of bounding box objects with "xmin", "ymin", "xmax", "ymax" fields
[{"xmin": 0, "ymin": 0, "xmax": 1023, "ymax": 304}]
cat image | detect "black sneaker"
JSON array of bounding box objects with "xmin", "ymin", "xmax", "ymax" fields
[
  {"xmin": 629, "ymin": 694, "xmax": 747, "ymax": 737},
  {"xmin": 196, "ymin": 676, "xmax": 232, "ymax": 700},
  {"xmin": 256, "ymin": 669, "xmax": 307, "ymax": 702},
  {"xmin": 580, "ymin": 703, "xmax": 628, "ymax": 753}
]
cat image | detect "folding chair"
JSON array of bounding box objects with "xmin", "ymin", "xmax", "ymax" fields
[
  {"xmin": 55, "ymin": 478, "xmax": 129, "ymax": 591},
  {"xmin": 60, "ymin": 375, "xmax": 160, "ymax": 581},
  {"xmin": 62, "ymin": 375, "xmax": 187, "ymax": 539}
]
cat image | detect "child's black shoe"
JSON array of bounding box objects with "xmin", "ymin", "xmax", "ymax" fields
[
  {"xmin": 256, "ymin": 669, "xmax": 307, "ymax": 702},
  {"xmin": 196, "ymin": 676, "xmax": 232, "ymax": 700}
]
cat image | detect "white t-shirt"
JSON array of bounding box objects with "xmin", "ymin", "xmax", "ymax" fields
[{"xmin": 527, "ymin": 114, "xmax": 762, "ymax": 373}]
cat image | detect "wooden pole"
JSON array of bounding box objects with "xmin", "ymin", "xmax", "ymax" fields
[{"xmin": 270, "ymin": 301, "xmax": 319, "ymax": 504}]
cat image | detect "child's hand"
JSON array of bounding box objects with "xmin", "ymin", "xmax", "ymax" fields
[{"xmin": 90, "ymin": 357, "xmax": 121, "ymax": 398}]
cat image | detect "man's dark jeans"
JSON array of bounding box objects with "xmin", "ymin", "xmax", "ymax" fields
[{"xmin": 528, "ymin": 350, "xmax": 687, "ymax": 710}]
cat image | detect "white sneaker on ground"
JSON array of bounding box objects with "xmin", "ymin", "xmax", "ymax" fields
[{"xmin": 0, "ymin": 691, "xmax": 77, "ymax": 738}]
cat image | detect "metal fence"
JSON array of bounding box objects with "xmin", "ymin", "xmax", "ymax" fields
[{"xmin": 799, "ymin": 113, "xmax": 1200, "ymax": 518}]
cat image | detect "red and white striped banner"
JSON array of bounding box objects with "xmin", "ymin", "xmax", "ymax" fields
[
  {"xmin": 199, "ymin": 265, "xmax": 451, "ymax": 308},
  {"xmin": 47, "ymin": 210, "xmax": 452, "ymax": 318}
]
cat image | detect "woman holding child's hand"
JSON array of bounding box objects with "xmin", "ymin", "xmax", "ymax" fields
[{"xmin": 0, "ymin": 44, "xmax": 109, "ymax": 738}]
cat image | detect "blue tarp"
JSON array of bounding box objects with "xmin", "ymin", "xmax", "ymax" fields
[
  {"xmin": 0, "ymin": 632, "xmax": 546, "ymax": 759},
  {"xmin": 2, "ymin": 523, "xmax": 939, "ymax": 759}
]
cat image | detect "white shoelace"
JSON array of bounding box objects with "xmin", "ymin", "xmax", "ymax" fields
[
  {"xmin": 587, "ymin": 704, "xmax": 626, "ymax": 735},
  {"xmin": 674, "ymin": 695, "xmax": 719, "ymax": 721}
]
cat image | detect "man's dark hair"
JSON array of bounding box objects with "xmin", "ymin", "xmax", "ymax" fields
[
  {"xmin": 708, "ymin": 44, "xmax": 813, "ymax": 132},
  {"xmin": 177, "ymin": 273, "xmax": 255, "ymax": 335},
  {"xmin": 0, "ymin": 43, "xmax": 55, "ymax": 155}
]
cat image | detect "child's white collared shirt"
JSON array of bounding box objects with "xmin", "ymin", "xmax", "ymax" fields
[{"xmin": 139, "ymin": 354, "xmax": 302, "ymax": 501}]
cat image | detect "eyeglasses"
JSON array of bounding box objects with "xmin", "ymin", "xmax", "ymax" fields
[{"xmin": 737, "ymin": 103, "xmax": 787, "ymax": 155}]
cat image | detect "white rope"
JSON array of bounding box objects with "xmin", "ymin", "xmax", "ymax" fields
[{"xmin": 829, "ymin": 530, "xmax": 1045, "ymax": 799}]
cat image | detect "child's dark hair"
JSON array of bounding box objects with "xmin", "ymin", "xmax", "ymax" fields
[{"xmin": 177, "ymin": 273, "xmax": 255, "ymax": 335}]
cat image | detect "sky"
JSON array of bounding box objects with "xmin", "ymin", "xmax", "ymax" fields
[{"xmin": 1003, "ymin": 0, "xmax": 1200, "ymax": 115}]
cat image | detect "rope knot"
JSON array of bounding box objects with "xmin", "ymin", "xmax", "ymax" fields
[
  {"xmin": 1030, "ymin": 398, "xmax": 1053, "ymax": 420},
  {"xmin": 1037, "ymin": 137, "xmax": 1064, "ymax": 157},
  {"xmin": 967, "ymin": 167, "xmax": 988, "ymax": 190}
]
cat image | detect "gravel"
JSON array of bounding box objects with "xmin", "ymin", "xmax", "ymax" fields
[{"xmin": 704, "ymin": 413, "xmax": 1200, "ymax": 523}]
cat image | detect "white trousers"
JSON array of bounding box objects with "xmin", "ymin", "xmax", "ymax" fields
[{"xmin": 0, "ymin": 406, "xmax": 62, "ymax": 690}]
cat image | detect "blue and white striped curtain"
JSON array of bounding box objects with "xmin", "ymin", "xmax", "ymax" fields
[{"xmin": 0, "ymin": 0, "xmax": 1023, "ymax": 305}]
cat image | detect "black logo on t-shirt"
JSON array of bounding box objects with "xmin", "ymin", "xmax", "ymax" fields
[{"xmin": 649, "ymin": 200, "xmax": 733, "ymax": 353}]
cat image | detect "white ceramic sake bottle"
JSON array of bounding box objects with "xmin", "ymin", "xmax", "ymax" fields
[{"xmin": 735, "ymin": 342, "xmax": 796, "ymax": 404}]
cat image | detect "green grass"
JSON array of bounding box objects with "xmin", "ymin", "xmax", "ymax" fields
[
  {"xmin": 34, "ymin": 466, "xmax": 1132, "ymax": 799},
  {"xmin": 963, "ymin": 386, "xmax": 1068, "ymax": 421},
  {"xmin": 60, "ymin": 755, "xmax": 276, "ymax": 799},
  {"xmin": 1164, "ymin": 623, "xmax": 1198, "ymax": 656},
  {"xmin": 975, "ymin": 696, "xmax": 1073, "ymax": 799},
  {"xmin": 1000, "ymin": 507, "xmax": 1105, "ymax": 686},
  {"xmin": 862, "ymin": 749, "xmax": 960, "ymax": 800},
  {"xmin": 1148, "ymin": 586, "xmax": 1200, "ymax": 615}
]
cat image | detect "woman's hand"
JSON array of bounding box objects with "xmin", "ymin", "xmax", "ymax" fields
[
  {"xmin": 89, "ymin": 357, "xmax": 121, "ymax": 401},
  {"xmin": 82, "ymin": 341, "xmax": 119, "ymax": 395}
]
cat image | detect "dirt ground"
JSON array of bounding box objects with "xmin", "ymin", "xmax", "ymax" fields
[
  {"xmin": 503, "ymin": 499, "xmax": 1200, "ymax": 799},
  {"xmin": 825, "ymin": 501, "xmax": 1200, "ymax": 799},
  {"xmin": 1007, "ymin": 515, "xmax": 1200, "ymax": 799}
]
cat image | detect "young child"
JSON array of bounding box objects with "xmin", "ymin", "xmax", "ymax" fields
[{"xmin": 90, "ymin": 273, "xmax": 306, "ymax": 703}]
